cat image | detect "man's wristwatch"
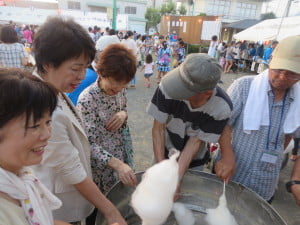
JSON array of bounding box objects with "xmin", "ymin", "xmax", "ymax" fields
[{"xmin": 286, "ymin": 180, "xmax": 300, "ymax": 193}]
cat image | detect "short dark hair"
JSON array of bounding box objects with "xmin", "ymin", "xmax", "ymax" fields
[
  {"xmin": 145, "ymin": 54, "xmax": 153, "ymax": 64},
  {"xmin": 124, "ymin": 30, "xmax": 133, "ymax": 39},
  {"xmin": 0, "ymin": 68, "xmax": 57, "ymax": 131},
  {"xmin": 0, "ymin": 25, "xmax": 18, "ymax": 43},
  {"xmin": 109, "ymin": 29, "xmax": 116, "ymax": 35},
  {"xmin": 212, "ymin": 35, "xmax": 218, "ymax": 41},
  {"xmin": 96, "ymin": 43, "xmax": 136, "ymax": 83},
  {"xmin": 32, "ymin": 17, "xmax": 96, "ymax": 74}
]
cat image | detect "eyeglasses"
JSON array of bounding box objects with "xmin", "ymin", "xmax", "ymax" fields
[{"xmin": 271, "ymin": 69, "xmax": 300, "ymax": 81}]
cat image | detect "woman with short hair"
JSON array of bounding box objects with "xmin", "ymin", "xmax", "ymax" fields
[
  {"xmin": 31, "ymin": 16, "xmax": 126, "ymax": 225},
  {"xmin": 0, "ymin": 68, "xmax": 70, "ymax": 225}
]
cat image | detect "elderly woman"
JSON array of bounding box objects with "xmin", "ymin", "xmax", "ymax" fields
[
  {"xmin": 31, "ymin": 17, "xmax": 126, "ymax": 225},
  {"xmin": 0, "ymin": 25, "xmax": 28, "ymax": 69},
  {"xmin": 0, "ymin": 68, "xmax": 70, "ymax": 225},
  {"xmin": 77, "ymin": 43, "xmax": 137, "ymax": 225},
  {"xmin": 77, "ymin": 43, "xmax": 137, "ymax": 192}
]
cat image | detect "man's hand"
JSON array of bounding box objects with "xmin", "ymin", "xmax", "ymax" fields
[
  {"xmin": 217, "ymin": 124, "xmax": 235, "ymax": 183},
  {"xmin": 106, "ymin": 111, "xmax": 127, "ymax": 131},
  {"xmin": 214, "ymin": 155, "xmax": 235, "ymax": 183}
]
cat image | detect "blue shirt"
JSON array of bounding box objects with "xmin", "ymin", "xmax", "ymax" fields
[
  {"xmin": 262, "ymin": 47, "xmax": 273, "ymax": 65},
  {"xmin": 226, "ymin": 75, "xmax": 293, "ymax": 200},
  {"xmin": 67, "ymin": 68, "xmax": 98, "ymax": 106}
]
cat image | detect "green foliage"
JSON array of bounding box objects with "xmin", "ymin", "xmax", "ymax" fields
[
  {"xmin": 197, "ymin": 12, "xmax": 207, "ymax": 16},
  {"xmin": 187, "ymin": 44, "xmax": 209, "ymax": 54},
  {"xmin": 260, "ymin": 12, "xmax": 276, "ymax": 20},
  {"xmin": 160, "ymin": 0, "xmax": 176, "ymax": 15},
  {"xmin": 145, "ymin": 8, "xmax": 161, "ymax": 31},
  {"xmin": 178, "ymin": 4, "xmax": 187, "ymax": 15}
]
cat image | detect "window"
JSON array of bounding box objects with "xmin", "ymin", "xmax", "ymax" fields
[
  {"xmin": 207, "ymin": 0, "xmax": 231, "ymax": 17},
  {"xmin": 125, "ymin": 6, "xmax": 136, "ymax": 14},
  {"xmin": 67, "ymin": 1, "xmax": 80, "ymax": 10},
  {"xmin": 236, "ymin": 2, "xmax": 257, "ymax": 19}
]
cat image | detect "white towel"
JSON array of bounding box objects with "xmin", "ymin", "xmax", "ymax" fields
[
  {"xmin": 243, "ymin": 69, "xmax": 300, "ymax": 134},
  {"xmin": 0, "ymin": 167, "xmax": 62, "ymax": 225}
]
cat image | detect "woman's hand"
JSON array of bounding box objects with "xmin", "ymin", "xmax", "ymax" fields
[
  {"xmin": 109, "ymin": 157, "xmax": 137, "ymax": 187},
  {"xmin": 116, "ymin": 161, "xmax": 137, "ymax": 187},
  {"xmin": 106, "ymin": 111, "xmax": 127, "ymax": 131}
]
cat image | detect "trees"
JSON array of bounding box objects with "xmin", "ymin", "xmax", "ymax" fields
[
  {"xmin": 260, "ymin": 12, "xmax": 276, "ymax": 20},
  {"xmin": 178, "ymin": 4, "xmax": 187, "ymax": 15},
  {"xmin": 160, "ymin": 0, "xmax": 176, "ymax": 15},
  {"xmin": 145, "ymin": 8, "xmax": 161, "ymax": 32}
]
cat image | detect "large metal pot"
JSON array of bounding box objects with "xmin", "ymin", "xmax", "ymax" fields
[{"xmin": 96, "ymin": 170, "xmax": 287, "ymax": 225}]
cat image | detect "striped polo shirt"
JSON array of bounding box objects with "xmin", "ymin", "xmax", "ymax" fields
[{"xmin": 147, "ymin": 84, "xmax": 232, "ymax": 156}]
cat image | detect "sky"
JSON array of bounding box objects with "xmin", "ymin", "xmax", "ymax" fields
[{"xmin": 262, "ymin": 0, "xmax": 300, "ymax": 17}]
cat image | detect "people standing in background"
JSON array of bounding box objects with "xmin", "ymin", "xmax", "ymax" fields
[
  {"xmin": 169, "ymin": 30, "xmax": 178, "ymax": 51},
  {"xmin": 95, "ymin": 27, "xmax": 102, "ymax": 42},
  {"xmin": 122, "ymin": 31, "xmax": 138, "ymax": 88},
  {"xmin": 156, "ymin": 40, "xmax": 171, "ymax": 83},
  {"xmin": 174, "ymin": 40, "xmax": 186, "ymax": 68},
  {"xmin": 95, "ymin": 29, "xmax": 120, "ymax": 53},
  {"xmin": 140, "ymin": 54, "xmax": 154, "ymax": 88},
  {"xmin": 224, "ymin": 41, "xmax": 235, "ymax": 73},
  {"xmin": 261, "ymin": 40, "xmax": 279, "ymax": 70},
  {"xmin": 208, "ymin": 35, "xmax": 218, "ymax": 58},
  {"xmin": 215, "ymin": 42, "xmax": 225, "ymax": 62},
  {"xmin": 22, "ymin": 25, "xmax": 33, "ymax": 46},
  {"xmin": 0, "ymin": 25, "xmax": 28, "ymax": 69},
  {"xmin": 136, "ymin": 34, "xmax": 143, "ymax": 67},
  {"xmin": 88, "ymin": 27, "xmax": 96, "ymax": 42}
]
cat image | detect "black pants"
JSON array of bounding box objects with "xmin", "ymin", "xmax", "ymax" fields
[{"xmin": 85, "ymin": 208, "xmax": 97, "ymax": 225}]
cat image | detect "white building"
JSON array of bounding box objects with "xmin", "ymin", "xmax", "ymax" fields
[
  {"xmin": 151, "ymin": 0, "xmax": 271, "ymax": 23},
  {"xmin": 1, "ymin": 0, "xmax": 147, "ymax": 33},
  {"xmin": 59, "ymin": 0, "xmax": 147, "ymax": 33}
]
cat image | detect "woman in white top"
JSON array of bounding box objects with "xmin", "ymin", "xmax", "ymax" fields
[
  {"xmin": 31, "ymin": 17, "xmax": 126, "ymax": 225},
  {"xmin": 122, "ymin": 31, "xmax": 138, "ymax": 87},
  {"xmin": 207, "ymin": 35, "xmax": 218, "ymax": 58},
  {"xmin": 0, "ymin": 68, "xmax": 69, "ymax": 225}
]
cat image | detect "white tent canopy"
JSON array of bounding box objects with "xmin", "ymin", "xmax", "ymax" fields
[{"xmin": 233, "ymin": 16, "xmax": 300, "ymax": 42}]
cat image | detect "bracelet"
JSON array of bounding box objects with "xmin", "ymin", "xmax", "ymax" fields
[{"xmin": 286, "ymin": 180, "xmax": 300, "ymax": 193}]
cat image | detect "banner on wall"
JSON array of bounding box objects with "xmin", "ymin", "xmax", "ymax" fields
[
  {"xmin": 0, "ymin": 6, "xmax": 128, "ymax": 29},
  {"xmin": 201, "ymin": 21, "xmax": 221, "ymax": 40}
]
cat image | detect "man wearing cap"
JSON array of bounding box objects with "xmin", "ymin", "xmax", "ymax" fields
[
  {"xmin": 219, "ymin": 35, "xmax": 300, "ymax": 203},
  {"xmin": 146, "ymin": 53, "xmax": 234, "ymax": 199}
]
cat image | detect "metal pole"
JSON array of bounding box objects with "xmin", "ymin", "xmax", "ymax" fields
[
  {"xmin": 192, "ymin": 2, "xmax": 195, "ymax": 16},
  {"xmin": 276, "ymin": 0, "xmax": 292, "ymax": 40},
  {"xmin": 112, "ymin": 0, "xmax": 117, "ymax": 29}
]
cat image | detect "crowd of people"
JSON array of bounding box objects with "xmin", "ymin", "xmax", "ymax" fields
[
  {"xmin": 0, "ymin": 16, "xmax": 300, "ymax": 225},
  {"xmin": 208, "ymin": 35, "xmax": 280, "ymax": 75}
]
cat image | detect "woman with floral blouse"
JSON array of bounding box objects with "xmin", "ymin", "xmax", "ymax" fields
[{"xmin": 77, "ymin": 43, "xmax": 137, "ymax": 195}]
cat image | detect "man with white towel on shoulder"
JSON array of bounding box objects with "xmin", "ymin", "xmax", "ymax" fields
[{"xmin": 218, "ymin": 35, "xmax": 300, "ymax": 203}]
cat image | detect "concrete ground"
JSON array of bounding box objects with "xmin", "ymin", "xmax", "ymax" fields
[{"xmin": 126, "ymin": 68, "xmax": 300, "ymax": 225}]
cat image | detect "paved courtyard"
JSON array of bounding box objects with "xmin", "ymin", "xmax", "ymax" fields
[{"xmin": 126, "ymin": 69, "xmax": 300, "ymax": 225}]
